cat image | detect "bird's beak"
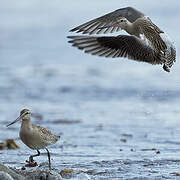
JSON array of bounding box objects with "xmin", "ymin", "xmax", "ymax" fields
[{"xmin": 6, "ymin": 112, "xmax": 26, "ymax": 127}]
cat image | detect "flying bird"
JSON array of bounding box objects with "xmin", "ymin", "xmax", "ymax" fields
[{"xmin": 68, "ymin": 7, "xmax": 176, "ymax": 72}]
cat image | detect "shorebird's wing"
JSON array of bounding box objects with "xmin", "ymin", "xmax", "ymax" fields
[
  {"xmin": 35, "ymin": 125, "xmax": 60, "ymax": 143},
  {"xmin": 70, "ymin": 7, "xmax": 148, "ymax": 35},
  {"xmin": 68, "ymin": 35, "xmax": 165, "ymax": 66}
]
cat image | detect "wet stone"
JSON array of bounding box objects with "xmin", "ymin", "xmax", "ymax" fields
[
  {"xmin": 60, "ymin": 169, "xmax": 74, "ymax": 179},
  {"xmin": 0, "ymin": 171, "xmax": 14, "ymax": 180},
  {"xmin": 0, "ymin": 163, "xmax": 25, "ymax": 180},
  {"xmin": 14, "ymin": 169, "xmax": 62, "ymax": 180}
]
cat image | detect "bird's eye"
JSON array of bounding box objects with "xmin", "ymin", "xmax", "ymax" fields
[
  {"xmin": 25, "ymin": 112, "xmax": 29, "ymax": 115},
  {"xmin": 120, "ymin": 19, "xmax": 124, "ymax": 22}
]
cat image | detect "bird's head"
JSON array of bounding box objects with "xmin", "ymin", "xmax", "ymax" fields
[
  {"xmin": 6, "ymin": 109, "xmax": 31, "ymax": 127},
  {"xmin": 116, "ymin": 17, "xmax": 129, "ymax": 29},
  {"xmin": 20, "ymin": 109, "xmax": 31, "ymax": 121}
]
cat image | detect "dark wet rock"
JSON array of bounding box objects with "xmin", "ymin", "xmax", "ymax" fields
[{"xmin": 0, "ymin": 163, "xmax": 24, "ymax": 180}]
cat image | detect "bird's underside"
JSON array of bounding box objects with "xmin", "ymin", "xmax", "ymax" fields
[{"xmin": 68, "ymin": 7, "xmax": 176, "ymax": 72}]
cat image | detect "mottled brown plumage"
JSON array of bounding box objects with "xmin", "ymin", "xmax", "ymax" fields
[
  {"xmin": 68, "ymin": 7, "xmax": 176, "ymax": 72},
  {"xmin": 68, "ymin": 35, "xmax": 164, "ymax": 65},
  {"xmin": 7, "ymin": 109, "xmax": 60, "ymax": 170}
]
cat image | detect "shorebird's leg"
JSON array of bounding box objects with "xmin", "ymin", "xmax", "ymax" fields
[
  {"xmin": 29, "ymin": 150, "xmax": 40, "ymax": 162},
  {"xmin": 45, "ymin": 148, "xmax": 51, "ymax": 170}
]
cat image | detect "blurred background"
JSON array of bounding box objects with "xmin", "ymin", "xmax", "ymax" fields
[{"xmin": 0, "ymin": 0, "xmax": 180, "ymax": 178}]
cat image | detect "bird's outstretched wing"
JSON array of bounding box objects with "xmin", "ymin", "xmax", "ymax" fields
[
  {"xmin": 68, "ymin": 35, "xmax": 164, "ymax": 65},
  {"xmin": 70, "ymin": 7, "xmax": 148, "ymax": 35}
]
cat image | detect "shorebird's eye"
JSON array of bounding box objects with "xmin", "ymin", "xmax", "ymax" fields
[
  {"xmin": 24, "ymin": 111, "xmax": 29, "ymax": 116},
  {"xmin": 120, "ymin": 19, "xmax": 124, "ymax": 22}
]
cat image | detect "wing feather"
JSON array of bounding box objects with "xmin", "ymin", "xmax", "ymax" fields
[
  {"xmin": 68, "ymin": 35, "xmax": 164, "ymax": 65},
  {"xmin": 70, "ymin": 7, "xmax": 147, "ymax": 35}
]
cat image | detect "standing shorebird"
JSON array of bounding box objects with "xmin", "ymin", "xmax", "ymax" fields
[
  {"xmin": 68, "ymin": 7, "xmax": 176, "ymax": 72},
  {"xmin": 7, "ymin": 109, "xmax": 60, "ymax": 170}
]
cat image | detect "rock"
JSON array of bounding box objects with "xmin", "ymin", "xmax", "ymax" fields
[
  {"xmin": 0, "ymin": 163, "xmax": 24, "ymax": 180},
  {"xmin": 20, "ymin": 170, "xmax": 62, "ymax": 180},
  {"xmin": 0, "ymin": 171, "xmax": 14, "ymax": 180},
  {"xmin": 60, "ymin": 169, "xmax": 74, "ymax": 179},
  {"xmin": 0, "ymin": 139, "xmax": 20, "ymax": 150},
  {"xmin": 0, "ymin": 163, "xmax": 63, "ymax": 180}
]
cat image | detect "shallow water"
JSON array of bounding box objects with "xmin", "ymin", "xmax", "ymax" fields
[{"xmin": 0, "ymin": 1, "xmax": 180, "ymax": 179}]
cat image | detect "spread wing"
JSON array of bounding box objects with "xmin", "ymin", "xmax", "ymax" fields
[
  {"xmin": 70, "ymin": 7, "xmax": 148, "ymax": 35},
  {"xmin": 68, "ymin": 35, "xmax": 164, "ymax": 65}
]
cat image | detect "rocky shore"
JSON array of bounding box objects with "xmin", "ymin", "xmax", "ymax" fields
[{"xmin": 0, "ymin": 163, "xmax": 91, "ymax": 180}]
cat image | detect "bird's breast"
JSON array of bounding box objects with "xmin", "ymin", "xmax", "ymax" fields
[{"xmin": 19, "ymin": 126, "xmax": 49, "ymax": 150}]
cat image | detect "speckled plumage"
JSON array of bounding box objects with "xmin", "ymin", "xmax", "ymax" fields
[
  {"xmin": 7, "ymin": 109, "xmax": 60, "ymax": 170},
  {"xmin": 68, "ymin": 7, "xmax": 176, "ymax": 72},
  {"xmin": 20, "ymin": 123, "xmax": 59, "ymax": 150}
]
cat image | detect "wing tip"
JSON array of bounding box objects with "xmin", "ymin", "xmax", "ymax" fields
[{"xmin": 69, "ymin": 28, "xmax": 77, "ymax": 32}]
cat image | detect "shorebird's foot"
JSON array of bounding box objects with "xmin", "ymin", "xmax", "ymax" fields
[{"xmin": 25, "ymin": 159, "xmax": 38, "ymax": 167}]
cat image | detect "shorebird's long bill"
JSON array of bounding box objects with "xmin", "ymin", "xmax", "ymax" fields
[{"xmin": 6, "ymin": 114, "xmax": 24, "ymax": 127}]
